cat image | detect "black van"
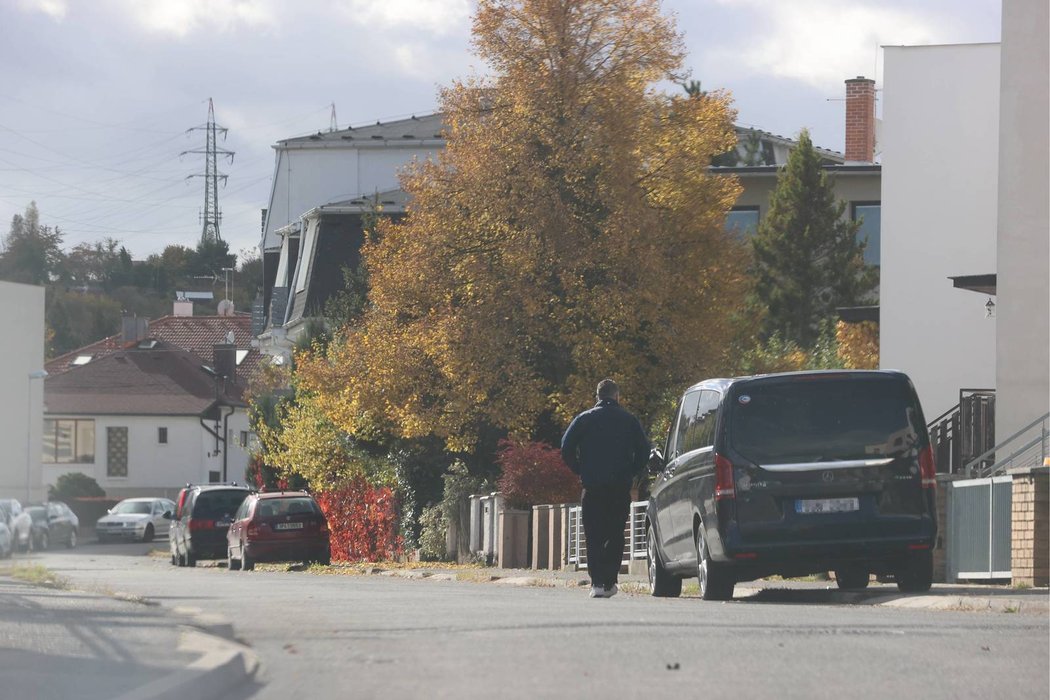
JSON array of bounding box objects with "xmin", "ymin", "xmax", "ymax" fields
[
  {"xmin": 645, "ymin": 370, "xmax": 937, "ymax": 600},
  {"xmin": 168, "ymin": 484, "xmax": 251, "ymax": 567}
]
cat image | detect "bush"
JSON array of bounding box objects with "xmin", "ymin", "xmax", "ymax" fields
[
  {"xmin": 417, "ymin": 505, "xmax": 447, "ymax": 561},
  {"xmin": 48, "ymin": 472, "xmax": 105, "ymax": 500},
  {"xmin": 496, "ymin": 440, "xmax": 581, "ymax": 509},
  {"xmin": 315, "ymin": 476, "xmax": 402, "ymax": 562}
]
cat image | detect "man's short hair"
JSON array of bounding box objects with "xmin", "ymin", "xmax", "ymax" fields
[{"xmin": 596, "ymin": 379, "xmax": 619, "ymax": 400}]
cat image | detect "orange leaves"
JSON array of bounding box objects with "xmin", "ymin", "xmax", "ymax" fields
[
  {"xmin": 836, "ymin": 320, "xmax": 879, "ymax": 369},
  {"xmin": 299, "ymin": 0, "xmax": 753, "ymax": 450}
]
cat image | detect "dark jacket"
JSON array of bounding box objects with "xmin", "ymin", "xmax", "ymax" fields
[{"xmin": 560, "ymin": 398, "xmax": 651, "ymax": 489}]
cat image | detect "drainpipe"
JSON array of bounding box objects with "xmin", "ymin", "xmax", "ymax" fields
[{"xmin": 221, "ymin": 405, "xmax": 234, "ymax": 482}]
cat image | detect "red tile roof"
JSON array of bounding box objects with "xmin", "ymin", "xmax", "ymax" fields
[
  {"xmin": 45, "ymin": 340, "xmax": 245, "ymax": 416},
  {"xmin": 46, "ymin": 314, "xmax": 265, "ymax": 382}
]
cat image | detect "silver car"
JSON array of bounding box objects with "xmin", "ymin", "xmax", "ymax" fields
[
  {"xmin": 0, "ymin": 519, "xmax": 12, "ymax": 558},
  {"xmin": 96, "ymin": 498, "xmax": 176, "ymax": 543},
  {"xmin": 0, "ymin": 499, "xmax": 33, "ymax": 552}
]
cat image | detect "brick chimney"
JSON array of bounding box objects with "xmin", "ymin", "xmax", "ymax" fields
[{"xmin": 845, "ymin": 76, "xmax": 876, "ymax": 162}]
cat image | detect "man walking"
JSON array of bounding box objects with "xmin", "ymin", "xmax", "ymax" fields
[{"xmin": 561, "ymin": 379, "xmax": 651, "ymax": 598}]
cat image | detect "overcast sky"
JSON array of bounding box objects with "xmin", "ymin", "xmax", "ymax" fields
[{"xmin": 1, "ymin": 0, "xmax": 1001, "ymax": 263}]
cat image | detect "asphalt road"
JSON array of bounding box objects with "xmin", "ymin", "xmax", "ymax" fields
[{"xmin": 27, "ymin": 540, "xmax": 1050, "ymax": 700}]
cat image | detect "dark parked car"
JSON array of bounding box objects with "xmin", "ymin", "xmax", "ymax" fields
[
  {"xmin": 169, "ymin": 484, "xmax": 251, "ymax": 567},
  {"xmin": 26, "ymin": 501, "xmax": 80, "ymax": 550},
  {"xmin": 646, "ymin": 370, "xmax": 937, "ymax": 600},
  {"xmin": 227, "ymin": 491, "xmax": 330, "ymax": 571}
]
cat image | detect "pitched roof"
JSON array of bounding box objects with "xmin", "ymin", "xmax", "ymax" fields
[
  {"xmin": 44, "ymin": 340, "xmax": 245, "ymax": 416},
  {"xmin": 46, "ymin": 314, "xmax": 265, "ymax": 381},
  {"xmin": 279, "ymin": 113, "xmax": 446, "ymax": 146}
]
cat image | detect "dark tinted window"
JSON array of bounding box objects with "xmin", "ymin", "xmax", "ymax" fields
[
  {"xmin": 729, "ymin": 377, "xmax": 922, "ymax": 464},
  {"xmin": 672, "ymin": 391, "xmax": 701, "ymax": 457},
  {"xmin": 255, "ymin": 497, "xmax": 321, "ymax": 518},
  {"xmin": 191, "ymin": 490, "xmax": 249, "ymax": 518},
  {"xmin": 27, "ymin": 507, "xmax": 47, "ymax": 522}
]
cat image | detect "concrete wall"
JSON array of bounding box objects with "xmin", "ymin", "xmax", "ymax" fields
[
  {"xmin": 42, "ymin": 409, "xmax": 252, "ymax": 499},
  {"xmin": 880, "ymin": 44, "xmax": 1001, "ymax": 420},
  {"xmin": 995, "ymin": 0, "xmax": 1050, "ymax": 440},
  {"xmin": 0, "ymin": 281, "xmax": 46, "ymax": 502}
]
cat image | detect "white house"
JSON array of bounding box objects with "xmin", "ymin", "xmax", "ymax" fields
[
  {"xmin": 0, "ymin": 281, "xmax": 46, "ymax": 502},
  {"xmin": 881, "ymin": 0, "xmax": 1048, "ymax": 456},
  {"xmin": 42, "ymin": 339, "xmax": 252, "ymax": 499}
]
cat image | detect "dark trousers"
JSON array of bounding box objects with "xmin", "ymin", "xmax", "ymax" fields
[{"xmin": 582, "ymin": 482, "xmax": 631, "ymax": 588}]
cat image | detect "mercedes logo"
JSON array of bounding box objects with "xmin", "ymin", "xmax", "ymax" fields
[{"xmin": 822, "ymin": 471, "xmax": 834, "ymax": 483}]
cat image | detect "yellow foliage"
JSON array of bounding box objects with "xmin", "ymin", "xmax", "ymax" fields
[
  {"xmin": 836, "ymin": 320, "xmax": 879, "ymax": 369},
  {"xmin": 299, "ymin": 0, "xmax": 753, "ymax": 449}
]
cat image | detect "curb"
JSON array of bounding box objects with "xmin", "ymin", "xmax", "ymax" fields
[{"xmin": 112, "ymin": 626, "xmax": 259, "ymax": 700}]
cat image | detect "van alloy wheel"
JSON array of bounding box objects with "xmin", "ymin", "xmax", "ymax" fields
[
  {"xmin": 646, "ymin": 525, "xmax": 682, "ymax": 597},
  {"xmin": 696, "ymin": 528, "xmax": 734, "ymax": 601}
]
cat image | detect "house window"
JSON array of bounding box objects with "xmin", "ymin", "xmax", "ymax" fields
[
  {"xmin": 107, "ymin": 427, "xmax": 128, "ymax": 478},
  {"xmin": 42, "ymin": 419, "xmax": 95, "ymax": 464},
  {"xmin": 239, "ymin": 431, "xmax": 249, "ymax": 449},
  {"xmin": 158, "ymin": 427, "xmax": 168, "ymax": 444},
  {"xmin": 851, "ymin": 202, "xmax": 881, "ymax": 266},
  {"xmin": 208, "ymin": 471, "xmax": 221, "ymax": 483},
  {"xmin": 725, "ymin": 206, "xmax": 760, "ymax": 236}
]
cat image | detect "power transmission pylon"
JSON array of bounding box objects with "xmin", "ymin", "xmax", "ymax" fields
[
  {"xmin": 329, "ymin": 103, "xmax": 338, "ymax": 132},
  {"xmin": 182, "ymin": 98, "xmax": 234, "ymax": 244}
]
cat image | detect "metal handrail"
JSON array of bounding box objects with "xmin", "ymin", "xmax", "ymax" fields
[
  {"xmin": 965, "ymin": 412, "xmax": 1050, "ymax": 476},
  {"xmin": 975, "ymin": 433, "xmax": 1048, "ymax": 478},
  {"xmin": 927, "ymin": 402, "xmax": 961, "ymax": 429}
]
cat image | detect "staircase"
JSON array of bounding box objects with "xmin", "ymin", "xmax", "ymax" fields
[
  {"xmin": 927, "ymin": 389, "xmax": 996, "ymax": 474},
  {"xmin": 964, "ymin": 412, "xmax": 1050, "ymax": 478}
]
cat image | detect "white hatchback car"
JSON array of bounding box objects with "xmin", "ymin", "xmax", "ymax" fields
[{"xmin": 96, "ymin": 498, "xmax": 176, "ymax": 543}]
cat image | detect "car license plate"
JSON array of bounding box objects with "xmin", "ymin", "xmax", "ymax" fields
[
  {"xmin": 795, "ymin": 498, "xmax": 859, "ymax": 514},
  {"xmin": 274, "ymin": 522, "xmax": 304, "ymax": 530}
]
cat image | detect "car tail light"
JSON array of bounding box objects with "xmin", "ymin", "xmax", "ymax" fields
[
  {"xmin": 919, "ymin": 446, "xmax": 936, "ymax": 489},
  {"xmin": 714, "ymin": 453, "xmax": 736, "ymax": 500},
  {"xmin": 189, "ymin": 519, "xmax": 215, "ymax": 531},
  {"xmin": 247, "ymin": 523, "xmax": 260, "ymax": 538}
]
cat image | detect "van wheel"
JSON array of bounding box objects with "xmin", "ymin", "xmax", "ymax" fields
[
  {"xmin": 896, "ymin": 550, "xmax": 933, "ymax": 593},
  {"xmin": 697, "ymin": 528, "xmax": 734, "ymax": 601},
  {"xmin": 647, "ymin": 525, "xmax": 682, "ymax": 597},
  {"xmin": 835, "ymin": 566, "xmax": 871, "ymax": 590}
]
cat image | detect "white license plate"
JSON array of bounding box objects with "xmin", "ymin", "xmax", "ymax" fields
[
  {"xmin": 274, "ymin": 522, "xmax": 304, "ymax": 530},
  {"xmin": 795, "ymin": 498, "xmax": 859, "ymax": 514}
]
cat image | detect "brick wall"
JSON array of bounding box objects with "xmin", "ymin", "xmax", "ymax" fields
[{"xmin": 1011, "ymin": 467, "xmax": 1049, "ymax": 587}]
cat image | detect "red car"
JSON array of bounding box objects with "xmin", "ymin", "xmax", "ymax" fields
[{"xmin": 226, "ymin": 491, "xmax": 331, "ymax": 571}]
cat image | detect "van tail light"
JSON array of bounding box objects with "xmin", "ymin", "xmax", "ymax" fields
[
  {"xmin": 919, "ymin": 446, "xmax": 936, "ymax": 489},
  {"xmin": 714, "ymin": 453, "xmax": 736, "ymax": 500},
  {"xmin": 189, "ymin": 519, "xmax": 215, "ymax": 531}
]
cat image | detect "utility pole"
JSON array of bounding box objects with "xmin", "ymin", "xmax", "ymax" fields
[{"xmin": 183, "ymin": 98, "xmax": 234, "ymax": 244}]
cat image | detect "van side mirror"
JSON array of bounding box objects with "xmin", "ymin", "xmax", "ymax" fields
[{"xmin": 647, "ymin": 448, "xmax": 665, "ymax": 475}]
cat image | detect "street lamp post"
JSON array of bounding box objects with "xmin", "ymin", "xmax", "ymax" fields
[{"xmin": 27, "ymin": 369, "xmax": 48, "ymax": 503}]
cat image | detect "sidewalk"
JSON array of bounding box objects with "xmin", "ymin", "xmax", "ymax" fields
[
  {"xmin": 341, "ymin": 562, "xmax": 1050, "ymax": 614},
  {"xmin": 0, "ymin": 576, "xmax": 258, "ymax": 700}
]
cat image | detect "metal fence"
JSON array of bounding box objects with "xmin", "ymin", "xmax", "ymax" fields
[
  {"xmin": 948, "ymin": 476, "xmax": 1012, "ymax": 581},
  {"xmin": 566, "ymin": 501, "xmax": 648, "ymax": 569}
]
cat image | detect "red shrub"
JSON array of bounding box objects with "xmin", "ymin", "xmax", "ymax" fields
[
  {"xmin": 315, "ymin": 476, "xmax": 402, "ymax": 562},
  {"xmin": 496, "ymin": 439, "xmax": 581, "ymax": 508}
]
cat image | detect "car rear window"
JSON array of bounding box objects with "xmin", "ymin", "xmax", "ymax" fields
[
  {"xmin": 729, "ymin": 377, "xmax": 923, "ymax": 464},
  {"xmin": 254, "ymin": 497, "xmax": 321, "ymax": 518},
  {"xmin": 27, "ymin": 507, "xmax": 47, "ymax": 522},
  {"xmin": 192, "ymin": 490, "xmax": 249, "ymax": 518}
]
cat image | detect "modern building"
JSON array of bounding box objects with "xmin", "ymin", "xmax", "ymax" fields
[
  {"xmin": 257, "ymin": 82, "xmax": 883, "ymax": 360},
  {"xmin": 881, "ymin": 0, "xmax": 1048, "ymax": 457},
  {"xmin": 0, "ymin": 281, "xmax": 46, "ymax": 502}
]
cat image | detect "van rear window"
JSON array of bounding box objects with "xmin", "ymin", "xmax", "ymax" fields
[
  {"xmin": 729, "ymin": 378, "xmax": 923, "ymax": 464},
  {"xmin": 192, "ymin": 490, "xmax": 249, "ymax": 518}
]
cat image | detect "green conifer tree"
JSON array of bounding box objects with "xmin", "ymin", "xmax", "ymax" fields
[{"xmin": 751, "ymin": 129, "xmax": 877, "ymax": 347}]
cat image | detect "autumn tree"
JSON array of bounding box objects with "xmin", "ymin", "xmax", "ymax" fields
[
  {"xmin": 750, "ymin": 129, "xmax": 877, "ymax": 347},
  {"xmin": 300, "ymin": 0, "xmax": 750, "ymax": 453}
]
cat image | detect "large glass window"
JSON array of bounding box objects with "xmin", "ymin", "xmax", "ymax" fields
[
  {"xmin": 725, "ymin": 206, "xmax": 760, "ymax": 237},
  {"xmin": 852, "ymin": 202, "xmax": 881, "ymax": 266},
  {"xmin": 672, "ymin": 391, "xmax": 701, "ymax": 458},
  {"xmin": 43, "ymin": 419, "xmax": 95, "ymax": 464}
]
